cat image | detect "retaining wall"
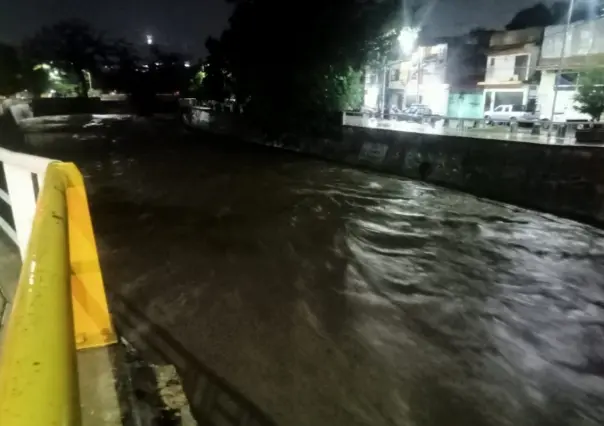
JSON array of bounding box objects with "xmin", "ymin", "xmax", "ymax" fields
[
  {"xmin": 186, "ymin": 109, "xmax": 604, "ymax": 225},
  {"xmin": 32, "ymin": 97, "xmax": 103, "ymax": 116}
]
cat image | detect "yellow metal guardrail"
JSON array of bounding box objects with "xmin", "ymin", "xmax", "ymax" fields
[{"xmin": 0, "ymin": 162, "xmax": 117, "ymax": 426}]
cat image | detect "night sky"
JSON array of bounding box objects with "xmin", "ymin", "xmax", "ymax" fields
[{"xmin": 0, "ymin": 0, "xmax": 548, "ymax": 57}]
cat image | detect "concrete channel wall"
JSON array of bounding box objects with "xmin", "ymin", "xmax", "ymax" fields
[{"xmin": 186, "ymin": 108, "xmax": 604, "ymax": 225}]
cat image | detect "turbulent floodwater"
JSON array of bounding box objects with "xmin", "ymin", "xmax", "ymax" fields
[{"xmin": 61, "ymin": 123, "xmax": 604, "ymax": 426}]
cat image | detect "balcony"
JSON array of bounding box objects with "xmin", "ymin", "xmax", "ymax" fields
[{"xmin": 485, "ymin": 67, "xmax": 528, "ymax": 83}]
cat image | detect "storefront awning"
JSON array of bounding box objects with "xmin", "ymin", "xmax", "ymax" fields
[{"xmin": 477, "ymin": 81, "xmax": 526, "ymax": 89}]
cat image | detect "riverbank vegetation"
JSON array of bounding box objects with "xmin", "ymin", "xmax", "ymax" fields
[{"xmin": 201, "ymin": 0, "xmax": 409, "ymax": 134}]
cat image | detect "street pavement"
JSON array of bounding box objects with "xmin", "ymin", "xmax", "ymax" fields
[{"xmin": 345, "ymin": 115, "xmax": 588, "ymax": 146}]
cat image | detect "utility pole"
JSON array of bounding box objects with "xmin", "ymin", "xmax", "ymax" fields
[
  {"xmin": 416, "ymin": 48, "xmax": 422, "ymax": 105},
  {"xmin": 381, "ymin": 63, "xmax": 388, "ymax": 118},
  {"xmin": 550, "ymin": 0, "xmax": 575, "ymax": 125}
]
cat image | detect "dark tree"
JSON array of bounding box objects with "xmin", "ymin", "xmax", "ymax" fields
[
  {"xmin": 98, "ymin": 40, "xmax": 140, "ymax": 93},
  {"xmin": 445, "ymin": 28, "xmax": 495, "ymax": 87},
  {"xmin": 201, "ymin": 36, "xmax": 232, "ymax": 102},
  {"xmin": 24, "ymin": 19, "xmax": 112, "ymax": 97},
  {"xmin": 574, "ymin": 68, "xmax": 604, "ymax": 121},
  {"xmin": 202, "ymin": 0, "xmax": 409, "ymax": 134},
  {"xmin": 505, "ymin": 3, "xmax": 555, "ymax": 30},
  {"xmin": 506, "ymin": 1, "xmax": 600, "ymax": 30},
  {"xmin": 0, "ymin": 43, "xmax": 22, "ymax": 96},
  {"xmin": 148, "ymin": 46, "xmax": 194, "ymax": 95},
  {"xmin": 22, "ymin": 67, "xmax": 50, "ymax": 97}
]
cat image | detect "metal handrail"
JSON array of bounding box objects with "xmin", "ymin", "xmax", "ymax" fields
[{"xmin": 0, "ymin": 161, "xmax": 117, "ymax": 426}]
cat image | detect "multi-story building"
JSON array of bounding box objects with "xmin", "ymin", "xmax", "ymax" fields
[
  {"xmin": 376, "ymin": 31, "xmax": 490, "ymax": 117},
  {"xmin": 392, "ymin": 43, "xmax": 449, "ymax": 114},
  {"xmin": 536, "ymin": 16, "xmax": 604, "ymax": 122},
  {"xmin": 478, "ymin": 27, "xmax": 542, "ymax": 114},
  {"xmin": 362, "ymin": 68, "xmax": 384, "ymax": 112}
]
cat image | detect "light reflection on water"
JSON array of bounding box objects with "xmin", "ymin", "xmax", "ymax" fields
[{"xmin": 69, "ymin": 137, "xmax": 604, "ymax": 426}]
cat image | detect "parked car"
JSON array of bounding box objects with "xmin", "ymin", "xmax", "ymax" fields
[
  {"xmin": 484, "ymin": 104, "xmax": 539, "ymax": 126},
  {"xmin": 395, "ymin": 104, "xmax": 440, "ymax": 123}
]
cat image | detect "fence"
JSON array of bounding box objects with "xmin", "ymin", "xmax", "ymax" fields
[
  {"xmin": 0, "ymin": 150, "xmax": 117, "ymax": 426},
  {"xmin": 0, "ymin": 147, "xmax": 53, "ymax": 258}
]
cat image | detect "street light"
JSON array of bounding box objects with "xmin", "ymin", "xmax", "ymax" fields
[
  {"xmin": 397, "ymin": 27, "xmax": 419, "ymax": 109},
  {"xmin": 146, "ymin": 34, "xmax": 154, "ymax": 45},
  {"xmin": 398, "ymin": 27, "xmax": 419, "ymax": 55},
  {"xmin": 381, "ymin": 27, "xmax": 420, "ymax": 115},
  {"xmin": 550, "ymin": 0, "xmax": 576, "ymax": 126}
]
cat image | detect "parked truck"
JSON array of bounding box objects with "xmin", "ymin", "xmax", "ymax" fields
[{"xmin": 484, "ymin": 104, "xmax": 539, "ymax": 126}]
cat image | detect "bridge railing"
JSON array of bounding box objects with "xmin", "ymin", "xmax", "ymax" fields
[
  {"xmin": 0, "ymin": 147, "xmax": 52, "ymax": 258},
  {"xmin": 0, "ymin": 151, "xmax": 117, "ymax": 426}
]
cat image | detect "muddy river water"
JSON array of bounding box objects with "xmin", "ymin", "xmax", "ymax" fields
[{"xmin": 55, "ymin": 121, "xmax": 604, "ymax": 426}]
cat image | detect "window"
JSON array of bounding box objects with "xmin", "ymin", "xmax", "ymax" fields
[
  {"xmin": 494, "ymin": 91, "xmax": 524, "ymax": 108},
  {"xmin": 556, "ymin": 72, "xmax": 579, "ymax": 88},
  {"xmin": 511, "ymin": 105, "xmax": 526, "ymax": 112},
  {"xmin": 489, "ymin": 57, "xmax": 495, "ymax": 66},
  {"xmin": 390, "ymin": 69, "xmax": 400, "ymax": 81},
  {"xmin": 513, "ymin": 55, "xmax": 529, "ymax": 80},
  {"xmin": 494, "ymin": 106, "xmax": 504, "ymax": 112}
]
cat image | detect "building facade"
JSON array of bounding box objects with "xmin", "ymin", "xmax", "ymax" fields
[
  {"xmin": 362, "ymin": 69, "xmax": 383, "ymax": 112},
  {"xmin": 383, "ymin": 43, "xmax": 449, "ymax": 114},
  {"xmin": 537, "ymin": 17, "xmax": 604, "ymax": 121},
  {"xmin": 370, "ymin": 31, "xmax": 490, "ymax": 117},
  {"xmin": 478, "ymin": 27, "xmax": 542, "ymax": 114}
]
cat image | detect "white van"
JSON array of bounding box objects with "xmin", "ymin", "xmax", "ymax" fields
[{"xmin": 538, "ymin": 91, "xmax": 592, "ymax": 123}]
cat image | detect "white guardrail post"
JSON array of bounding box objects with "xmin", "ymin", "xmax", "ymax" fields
[{"xmin": 0, "ymin": 147, "xmax": 54, "ymax": 258}]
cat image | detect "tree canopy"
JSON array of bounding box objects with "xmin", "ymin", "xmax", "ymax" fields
[
  {"xmin": 0, "ymin": 43, "xmax": 21, "ymax": 96},
  {"xmin": 574, "ymin": 68, "xmax": 604, "ymax": 121},
  {"xmin": 0, "ymin": 42, "xmax": 52, "ymax": 97},
  {"xmin": 147, "ymin": 46, "xmax": 195, "ymax": 95},
  {"xmin": 24, "ymin": 19, "xmax": 114, "ymax": 97},
  {"xmin": 505, "ymin": 1, "xmax": 602, "ymax": 30},
  {"xmin": 505, "ymin": 3, "xmax": 555, "ymax": 30},
  {"xmin": 202, "ymin": 0, "xmax": 411, "ymax": 133}
]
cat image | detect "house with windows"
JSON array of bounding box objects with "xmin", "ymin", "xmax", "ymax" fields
[
  {"xmin": 536, "ymin": 16, "xmax": 604, "ymax": 122},
  {"xmin": 384, "ymin": 43, "xmax": 449, "ymax": 114},
  {"xmin": 381, "ymin": 30, "xmax": 490, "ymax": 117},
  {"xmin": 478, "ymin": 27, "xmax": 543, "ymax": 114},
  {"xmin": 362, "ymin": 69, "xmax": 382, "ymax": 112}
]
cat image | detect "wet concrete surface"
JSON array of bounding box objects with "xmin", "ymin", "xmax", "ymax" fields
[
  {"xmin": 0, "ymin": 233, "xmax": 20, "ymax": 330},
  {"xmin": 343, "ymin": 115, "xmax": 588, "ymax": 146},
  {"xmin": 50, "ymin": 121, "xmax": 604, "ymax": 426}
]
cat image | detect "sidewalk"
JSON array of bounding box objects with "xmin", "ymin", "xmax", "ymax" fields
[{"xmin": 344, "ymin": 115, "xmax": 592, "ymax": 146}]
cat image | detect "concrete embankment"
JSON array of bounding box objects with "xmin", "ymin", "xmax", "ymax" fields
[{"xmin": 186, "ymin": 110, "xmax": 604, "ymax": 225}]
